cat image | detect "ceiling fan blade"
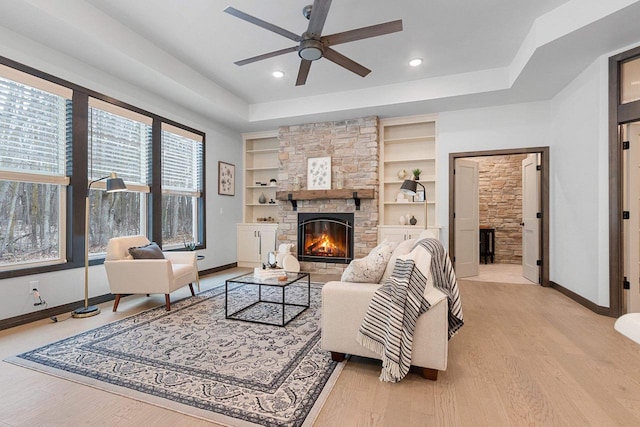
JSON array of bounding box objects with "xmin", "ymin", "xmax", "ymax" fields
[
  {"xmin": 322, "ymin": 19, "xmax": 403, "ymax": 46},
  {"xmin": 224, "ymin": 7, "xmax": 302, "ymax": 42},
  {"xmin": 323, "ymin": 48, "xmax": 371, "ymax": 77},
  {"xmin": 234, "ymin": 46, "xmax": 299, "ymax": 66},
  {"xmin": 296, "ymin": 60, "xmax": 313, "ymax": 86},
  {"xmin": 306, "ymin": 0, "xmax": 332, "ymax": 38}
]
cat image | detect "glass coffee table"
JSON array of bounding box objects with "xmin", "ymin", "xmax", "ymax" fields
[{"xmin": 225, "ymin": 271, "xmax": 311, "ymax": 326}]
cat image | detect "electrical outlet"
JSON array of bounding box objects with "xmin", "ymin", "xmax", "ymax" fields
[{"xmin": 29, "ymin": 280, "xmax": 39, "ymax": 293}]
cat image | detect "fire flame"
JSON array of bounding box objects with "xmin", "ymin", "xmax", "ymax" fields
[{"xmin": 305, "ymin": 232, "xmax": 346, "ymax": 257}]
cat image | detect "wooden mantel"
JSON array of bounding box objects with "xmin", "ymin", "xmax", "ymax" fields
[{"xmin": 275, "ymin": 189, "xmax": 375, "ymax": 211}]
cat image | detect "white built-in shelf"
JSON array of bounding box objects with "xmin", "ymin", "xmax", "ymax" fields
[
  {"xmin": 246, "ymin": 148, "xmax": 279, "ymax": 154},
  {"xmin": 384, "ymin": 157, "xmax": 435, "ymax": 164},
  {"xmin": 379, "ymin": 114, "xmax": 438, "ymax": 231},
  {"xmin": 246, "ymin": 185, "xmax": 278, "ymax": 189},
  {"xmin": 383, "ymin": 178, "xmax": 435, "ymax": 184},
  {"xmin": 383, "ymin": 136, "xmax": 436, "ymax": 145},
  {"xmin": 383, "ymin": 201, "xmax": 436, "ymax": 205}
]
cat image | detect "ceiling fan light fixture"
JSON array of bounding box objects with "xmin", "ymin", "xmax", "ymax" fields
[
  {"xmin": 409, "ymin": 58, "xmax": 423, "ymax": 67},
  {"xmin": 298, "ymin": 39, "xmax": 324, "ymax": 61},
  {"xmin": 272, "ymin": 70, "xmax": 285, "ymax": 78}
]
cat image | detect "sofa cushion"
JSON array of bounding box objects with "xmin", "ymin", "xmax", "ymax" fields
[
  {"xmin": 341, "ymin": 240, "xmax": 397, "ymax": 283},
  {"xmin": 381, "ymin": 238, "xmax": 418, "ymax": 283},
  {"xmin": 128, "ymin": 242, "xmax": 165, "ymax": 259}
]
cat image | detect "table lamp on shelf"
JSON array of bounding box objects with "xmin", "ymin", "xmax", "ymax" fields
[
  {"xmin": 72, "ymin": 172, "xmax": 127, "ymax": 318},
  {"xmin": 400, "ymin": 179, "xmax": 427, "ymax": 229}
]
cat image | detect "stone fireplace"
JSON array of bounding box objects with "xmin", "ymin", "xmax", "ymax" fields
[{"xmin": 276, "ymin": 116, "xmax": 379, "ymax": 274}]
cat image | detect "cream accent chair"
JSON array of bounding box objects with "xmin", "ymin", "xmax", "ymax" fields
[
  {"xmin": 104, "ymin": 235, "xmax": 197, "ymax": 312},
  {"xmin": 322, "ymin": 232, "xmax": 449, "ymax": 381}
]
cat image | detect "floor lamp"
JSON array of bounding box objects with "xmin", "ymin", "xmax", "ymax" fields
[
  {"xmin": 72, "ymin": 172, "xmax": 127, "ymax": 318},
  {"xmin": 400, "ymin": 179, "xmax": 428, "ymax": 229}
]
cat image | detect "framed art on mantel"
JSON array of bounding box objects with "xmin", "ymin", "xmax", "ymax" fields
[
  {"xmin": 218, "ymin": 161, "xmax": 235, "ymax": 196},
  {"xmin": 307, "ymin": 156, "xmax": 331, "ymax": 190}
]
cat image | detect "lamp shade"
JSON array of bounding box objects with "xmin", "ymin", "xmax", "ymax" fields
[
  {"xmin": 106, "ymin": 173, "xmax": 127, "ymax": 192},
  {"xmin": 400, "ymin": 179, "xmax": 418, "ymax": 195}
]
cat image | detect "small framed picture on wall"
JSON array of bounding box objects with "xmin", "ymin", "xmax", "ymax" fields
[
  {"xmin": 307, "ymin": 156, "xmax": 331, "ymax": 190},
  {"xmin": 218, "ymin": 161, "xmax": 235, "ymax": 196}
]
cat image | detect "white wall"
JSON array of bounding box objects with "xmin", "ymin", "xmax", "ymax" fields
[
  {"xmin": 437, "ymin": 100, "xmax": 552, "ymax": 238},
  {"xmin": 437, "ymin": 97, "xmax": 609, "ymax": 308},
  {"xmin": 0, "ymin": 28, "xmax": 243, "ymax": 321},
  {"xmin": 549, "ymin": 57, "xmax": 610, "ymax": 306},
  {"xmin": 437, "ymin": 56, "xmax": 612, "ymax": 308}
]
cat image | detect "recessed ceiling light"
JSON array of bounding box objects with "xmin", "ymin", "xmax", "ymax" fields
[
  {"xmin": 272, "ymin": 70, "xmax": 285, "ymax": 78},
  {"xmin": 409, "ymin": 58, "xmax": 423, "ymax": 67}
]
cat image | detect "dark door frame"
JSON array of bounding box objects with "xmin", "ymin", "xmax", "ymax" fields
[
  {"xmin": 449, "ymin": 147, "xmax": 550, "ymax": 287},
  {"xmin": 609, "ymin": 45, "xmax": 640, "ymax": 318}
]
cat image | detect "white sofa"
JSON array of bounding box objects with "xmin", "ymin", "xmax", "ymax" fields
[
  {"xmin": 104, "ymin": 235, "xmax": 198, "ymax": 312},
  {"xmin": 321, "ymin": 235, "xmax": 450, "ymax": 380}
]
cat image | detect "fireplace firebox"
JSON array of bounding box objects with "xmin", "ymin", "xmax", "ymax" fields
[{"xmin": 297, "ymin": 213, "xmax": 354, "ymax": 264}]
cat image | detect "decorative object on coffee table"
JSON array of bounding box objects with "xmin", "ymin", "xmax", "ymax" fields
[{"xmin": 218, "ymin": 161, "xmax": 235, "ymax": 196}]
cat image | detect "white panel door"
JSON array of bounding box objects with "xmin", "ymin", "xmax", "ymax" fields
[
  {"xmin": 522, "ymin": 154, "xmax": 540, "ymax": 284},
  {"xmin": 454, "ymin": 159, "xmax": 479, "ymax": 278}
]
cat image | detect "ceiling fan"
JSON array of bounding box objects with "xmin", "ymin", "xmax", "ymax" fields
[{"xmin": 224, "ymin": 0, "xmax": 403, "ymax": 86}]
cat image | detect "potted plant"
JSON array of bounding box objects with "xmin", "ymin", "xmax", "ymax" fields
[{"xmin": 412, "ymin": 168, "xmax": 422, "ymax": 180}]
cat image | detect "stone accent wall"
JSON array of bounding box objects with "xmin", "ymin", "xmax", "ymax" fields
[
  {"xmin": 276, "ymin": 117, "xmax": 379, "ymax": 274},
  {"xmin": 477, "ymin": 154, "xmax": 527, "ymax": 265}
]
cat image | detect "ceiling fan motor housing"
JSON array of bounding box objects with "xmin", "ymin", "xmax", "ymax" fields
[{"xmin": 298, "ymin": 39, "xmax": 324, "ymax": 61}]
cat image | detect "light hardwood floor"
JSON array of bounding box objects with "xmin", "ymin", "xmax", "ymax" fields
[{"xmin": 1, "ymin": 268, "xmax": 639, "ymax": 426}]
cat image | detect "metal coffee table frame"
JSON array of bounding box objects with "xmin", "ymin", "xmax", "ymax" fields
[{"xmin": 225, "ymin": 271, "xmax": 311, "ymax": 326}]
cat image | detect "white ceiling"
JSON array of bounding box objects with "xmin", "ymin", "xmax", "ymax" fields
[{"xmin": 2, "ymin": 0, "xmax": 640, "ymax": 132}]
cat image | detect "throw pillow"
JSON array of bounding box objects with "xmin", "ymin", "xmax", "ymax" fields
[
  {"xmin": 341, "ymin": 239, "xmax": 397, "ymax": 283},
  {"xmin": 128, "ymin": 242, "xmax": 165, "ymax": 259},
  {"xmin": 380, "ymin": 238, "xmax": 418, "ymax": 283}
]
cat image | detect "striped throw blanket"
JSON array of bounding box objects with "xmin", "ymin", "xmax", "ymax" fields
[{"xmin": 356, "ymin": 238, "xmax": 464, "ymax": 382}]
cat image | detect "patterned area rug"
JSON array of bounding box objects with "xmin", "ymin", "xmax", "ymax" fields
[{"xmin": 6, "ymin": 282, "xmax": 342, "ymax": 427}]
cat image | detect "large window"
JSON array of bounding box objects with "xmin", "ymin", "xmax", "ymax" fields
[
  {"xmin": 161, "ymin": 124, "xmax": 204, "ymax": 248},
  {"xmin": 88, "ymin": 99, "xmax": 151, "ymax": 255},
  {"xmin": 0, "ymin": 58, "xmax": 207, "ymax": 276},
  {"xmin": 0, "ymin": 65, "xmax": 72, "ymax": 269}
]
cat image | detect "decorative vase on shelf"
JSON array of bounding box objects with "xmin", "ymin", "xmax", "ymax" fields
[
  {"xmin": 409, "ymin": 215, "xmax": 417, "ymax": 225},
  {"xmin": 258, "ymin": 193, "xmax": 267, "ymax": 204},
  {"xmin": 399, "ymin": 215, "xmax": 406, "ymax": 225},
  {"xmin": 397, "ymin": 169, "xmax": 407, "ymax": 180}
]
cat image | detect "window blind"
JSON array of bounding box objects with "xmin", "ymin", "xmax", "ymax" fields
[
  {"xmin": 0, "ymin": 76, "xmax": 69, "ymax": 180},
  {"xmin": 161, "ymin": 127, "xmax": 203, "ymax": 195},
  {"xmin": 88, "ymin": 101, "xmax": 151, "ymax": 188}
]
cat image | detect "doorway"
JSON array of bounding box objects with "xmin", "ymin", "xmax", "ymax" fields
[{"xmin": 449, "ymin": 147, "xmax": 550, "ymax": 287}]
